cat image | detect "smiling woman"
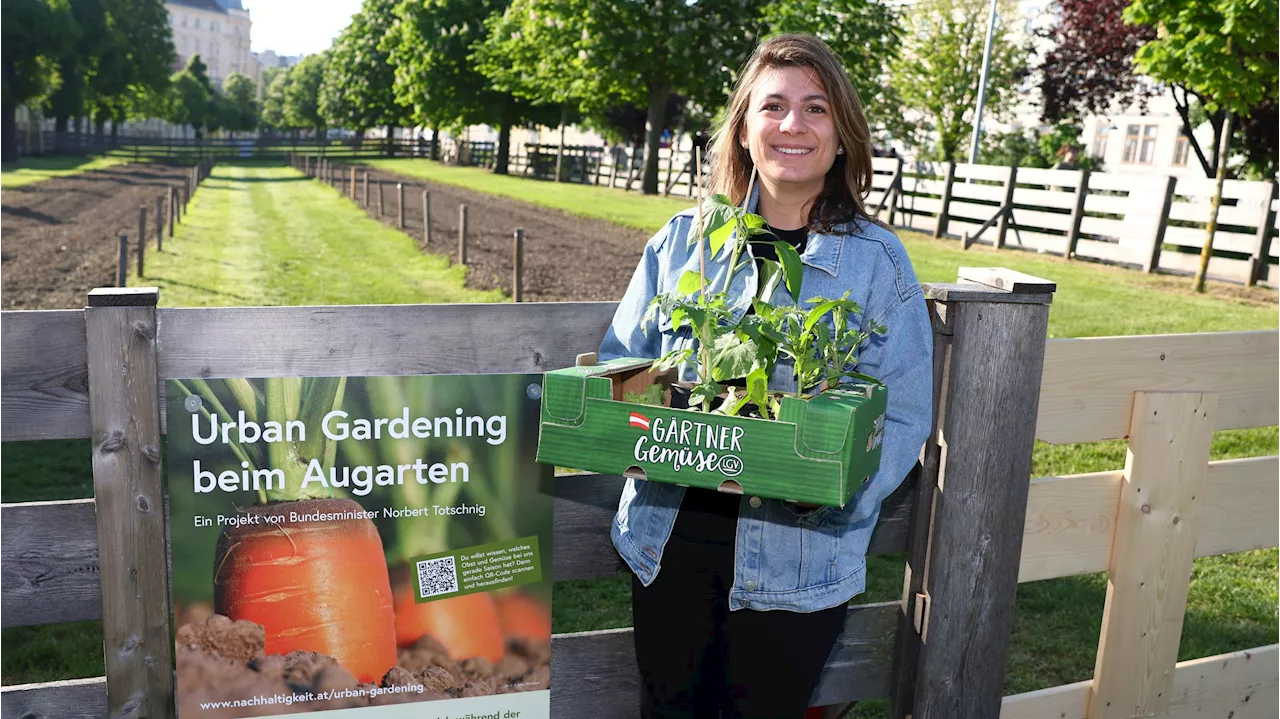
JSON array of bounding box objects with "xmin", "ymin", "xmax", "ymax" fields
[{"xmin": 598, "ymin": 33, "xmax": 933, "ymax": 719}]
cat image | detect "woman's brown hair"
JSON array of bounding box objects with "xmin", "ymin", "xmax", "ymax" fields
[{"xmin": 708, "ymin": 33, "xmax": 876, "ymax": 231}]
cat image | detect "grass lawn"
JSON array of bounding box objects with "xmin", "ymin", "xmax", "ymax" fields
[
  {"xmin": 3, "ymin": 161, "xmax": 1276, "ymax": 711},
  {"xmin": 0, "ymin": 154, "xmax": 129, "ymax": 188}
]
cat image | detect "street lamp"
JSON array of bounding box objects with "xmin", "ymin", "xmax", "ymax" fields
[{"xmin": 967, "ymin": 0, "xmax": 1000, "ymax": 166}]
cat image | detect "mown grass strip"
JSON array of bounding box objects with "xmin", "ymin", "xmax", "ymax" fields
[{"xmin": 137, "ymin": 161, "xmax": 503, "ymax": 307}]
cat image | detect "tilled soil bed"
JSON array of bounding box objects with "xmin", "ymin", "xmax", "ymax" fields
[
  {"xmin": 348, "ymin": 166, "xmax": 656, "ymax": 302},
  {"xmin": 2, "ymin": 162, "xmax": 197, "ymax": 309}
]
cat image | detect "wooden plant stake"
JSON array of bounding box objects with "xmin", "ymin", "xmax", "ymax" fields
[{"xmin": 513, "ymin": 228, "xmax": 525, "ymax": 302}]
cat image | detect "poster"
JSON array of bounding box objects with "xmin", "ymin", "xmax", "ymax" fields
[{"xmin": 165, "ymin": 374, "xmax": 553, "ymax": 719}]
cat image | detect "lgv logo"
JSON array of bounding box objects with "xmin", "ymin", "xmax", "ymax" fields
[{"xmin": 627, "ymin": 411, "xmax": 745, "ymax": 477}]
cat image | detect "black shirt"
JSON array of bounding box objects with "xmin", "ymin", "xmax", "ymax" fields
[{"xmin": 672, "ymin": 223, "xmax": 809, "ymax": 544}]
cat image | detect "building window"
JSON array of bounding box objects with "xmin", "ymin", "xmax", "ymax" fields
[
  {"xmin": 193, "ymin": 18, "xmax": 200, "ymax": 29},
  {"xmin": 1122, "ymin": 124, "xmax": 1140, "ymax": 163},
  {"xmin": 1092, "ymin": 124, "xmax": 1111, "ymax": 159},
  {"xmin": 1139, "ymin": 125, "xmax": 1158, "ymax": 164},
  {"xmin": 1172, "ymin": 134, "xmax": 1190, "ymax": 166},
  {"xmin": 181, "ymin": 13, "xmax": 187, "ymax": 26}
]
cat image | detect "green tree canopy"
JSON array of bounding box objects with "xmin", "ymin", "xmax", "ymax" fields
[
  {"xmin": 168, "ymin": 54, "xmax": 215, "ymax": 137},
  {"xmin": 1124, "ymin": 0, "xmax": 1279, "ymax": 178},
  {"xmin": 887, "ymin": 0, "xmax": 1027, "ymax": 161},
  {"xmin": 1, "ymin": 0, "xmax": 78, "ymax": 159},
  {"xmin": 320, "ymin": 0, "xmax": 406, "ymax": 134},
  {"xmin": 261, "ymin": 65, "xmax": 291, "ymax": 131},
  {"xmin": 386, "ymin": 0, "xmax": 561, "ymax": 174},
  {"xmin": 284, "ymin": 53, "xmax": 327, "ymax": 136},
  {"xmin": 221, "ymin": 72, "xmax": 259, "ymax": 134}
]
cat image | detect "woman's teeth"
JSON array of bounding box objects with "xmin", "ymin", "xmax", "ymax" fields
[{"xmin": 774, "ymin": 147, "xmax": 812, "ymax": 155}]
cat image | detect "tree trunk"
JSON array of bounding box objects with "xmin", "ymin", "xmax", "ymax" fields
[
  {"xmin": 1, "ymin": 59, "xmax": 17, "ymax": 162},
  {"xmin": 55, "ymin": 115, "xmax": 69, "ymax": 152},
  {"xmin": 555, "ymin": 102, "xmax": 567, "ymax": 182},
  {"xmin": 110, "ymin": 114, "xmax": 120, "ymax": 147},
  {"xmin": 385, "ymin": 124, "xmax": 395, "ymax": 157},
  {"xmin": 642, "ymin": 77, "xmax": 670, "ymax": 195},
  {"xmin": 429, "ymin": 126, "xmax": 439, "ymax": 161},
  {"xmin": 495, "ymin": 120, "xmax": 511, "ymax": 176},
  {"xmin": 1194, "ymin": 112, "xmax": 1233, "ymax": 293},
  {"xmin": 94, "ymin": 115, "xmax": 107, "ymax": 151}
]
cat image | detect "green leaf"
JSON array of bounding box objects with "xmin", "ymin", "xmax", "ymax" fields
[
  {"xmin": 690, "ymin": 380, "xmax": 723, "ymax": 410},
  {"xmin": 756, "ymin": 258, "xmax": 785, "ymax": 301},
  {"xmin": 677, "ymin": 270, "xmax": 703, "ymax": 296},
  {"xmin": 804, "ymin": 299, "xmax": 844, "ymax": 334},
  {"xmin": 709, "ymin": 332, "xmax": 758, "ymax": 381},
  {"xmin": 771, "ymin": 241, "xmax": 804, "ymax": 299},
  {"xmin": 708, "ymin": 220, "xmax": 735, "ymax": 259}
]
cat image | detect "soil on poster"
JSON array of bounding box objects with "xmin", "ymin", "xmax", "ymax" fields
[
  {"xmin": 1, "ymin": 162, "xmax": 197, "ymax": 309},
  {"xmin": 176, "ymin": 614, "xmax": 550, "ymax": 717}
]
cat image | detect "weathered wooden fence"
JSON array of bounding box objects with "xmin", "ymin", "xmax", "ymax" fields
[
  {"xmin": 2, "ymin": 270, "xmax": 1273, "ymax": 718},
  {"xmin": 887, "ymin": 160, "xmax": 1279, "ymax": 287}
]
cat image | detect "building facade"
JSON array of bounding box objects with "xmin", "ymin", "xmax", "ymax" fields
[{"xmin": 166, "ymin": 0, "xmax": 260, "ymax": 90}]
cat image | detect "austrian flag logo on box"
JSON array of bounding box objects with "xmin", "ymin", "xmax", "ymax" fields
[{"xmin": 628, "ymin": 412, "xmax": 651, "ymax": 431}]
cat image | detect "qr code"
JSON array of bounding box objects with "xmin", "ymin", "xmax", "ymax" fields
[{"xmin": 416, "ymin": 556, "xmax": 459, "ymax": 599}]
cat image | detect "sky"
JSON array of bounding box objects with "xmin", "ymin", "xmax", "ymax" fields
[{"xmin": 241, "ymin": 0, "xmax": 362, "ymax": 57}]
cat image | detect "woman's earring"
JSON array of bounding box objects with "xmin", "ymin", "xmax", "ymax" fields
[{"xmin": 837, "ymin": 146, "xmax": 845, "ymax": 155}]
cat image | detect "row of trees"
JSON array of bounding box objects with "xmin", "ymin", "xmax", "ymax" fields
[
  {"xmin": 3, "ymin": 0, "xmax": 173, "ymax": 160},
  {"xmin": 284, "ymin": 0, "xmax": 1273, "ymax": 193},
  {"xmin": 1, "ymin": 0, "xmax": 263, "ymax": 160}
]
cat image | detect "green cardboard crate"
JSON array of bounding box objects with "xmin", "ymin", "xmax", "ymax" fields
[{"xmin": 536, "ymin": 357, "xmax": 887, "ymax": 507}]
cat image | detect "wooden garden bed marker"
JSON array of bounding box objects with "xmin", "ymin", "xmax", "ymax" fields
[
  {"xmin": 116, "ymin": 234, "xmax": 128, "ymax": 287},
  {"xmin": 156, "ymin": 195, "xmax": 164, "ymax": 251},
  {"xmin": 423, "ymin": 191, "xmax": 432, "ymax": 247},
  {"xmin": 458, "ymin": 204, "xmax": 468, "ymax": 265},
  {"xmin": 513, "ymin": 228, "xmax": 524, "ymax": 302},
  {"xmin": 137, "ymin": 208, "xmax": 146, "ymax": 278}
]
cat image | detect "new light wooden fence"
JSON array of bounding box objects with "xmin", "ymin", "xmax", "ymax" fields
[{"xmin": 1, "ymin": 268, "xmax": 1275, "ymax": 719}]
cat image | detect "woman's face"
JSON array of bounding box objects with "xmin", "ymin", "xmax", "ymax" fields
[{"xmin": 739, "ymin": 65, "xmax": 839, "ymax": 194}]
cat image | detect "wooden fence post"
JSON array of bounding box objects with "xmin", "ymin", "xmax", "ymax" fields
[
  {"xmin": 1142, "ymin": 175, "xmax": 1178, "ymax": 273},
  {"xmin": 378, "ymin": 179, "xmax": 385, "ymax": 216},
  {"xmin": 609, "ymin": 150, "xmax": 619, "ymax": 189},
  {"xmin": 350, "ymin": 167, "xmax": 357, "ymax": 200},
  {"xmin": 887, "ymin": 156, "xmax": 904, "ymax": 226},
  {"xmin": 116, "ymin": 234, "xmax": 128, "ymax": 287},
  {"xmin": 909, "ymin": 267, "xmax": 1057, "ymax": 719},
  {"xmin": 889, "ymin": 297, "xmax": 950, "ymax": 717},
  {"xmin": 1065, "ymin": 169, "xmax": 1091, "ymax": 259},
  {"xmin": 423, "ymin": 191, "xmax": 432, "ymax": 247},
  {"xmin": 85, "ymin": 286, "xmax": 173, "ymax": 719},
  {"xmin": 1249, "ymin": 180, "xmax": 1277, "ymax": 286},
  {"xmin": 363, "ymin": 171, "xmax": 370, "ymax": 207},
  {"xmin": 458, "ymin": 204, "xmax": 468, "ymax": 264},
  {"xmin": 156, "ymin": 195, "xmax": 164, "ymax": 251},
  {"xmin": 168, "ymin": 187, "xmax": 176, "ymax": 237},
  {"xmin": 1087, "ymin": 391, "xmax": 1216, "ymax": 719},
  {"xmin": 996, "ymin": 165, "xmax": 1018, "ymax": 249},
  {"xmin": 137, "ymin": 207, "xmax": 146, "ymax": 278},
  {"xmin": 513, "ymin": 228, "xmax": 524, "ymax": 302},
  {"xmin": 397, "ymin": 183, "xmax": 405, "ymax": 229},
  {"xmin": 933, "ymin": 161, "xmax": 957, "ymax": 239}
]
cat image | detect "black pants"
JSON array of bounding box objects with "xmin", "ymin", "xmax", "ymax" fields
[{"xmin": 631, "ymin": 504, "xmax": 848, "ymax": 719}]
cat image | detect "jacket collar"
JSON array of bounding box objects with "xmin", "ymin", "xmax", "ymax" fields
[{"xmin": 745, "ymin": 180, "xmax": 844, "ymax": 279}]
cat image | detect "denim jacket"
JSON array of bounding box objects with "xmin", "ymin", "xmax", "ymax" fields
[{"xmin": 598, "ymin": 186, "xmax": 933, "ymax": 613}]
